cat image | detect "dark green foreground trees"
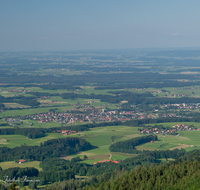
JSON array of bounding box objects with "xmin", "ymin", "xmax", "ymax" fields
[{"xmin": 43, "ymin": 155, "xmax": 200, "ymax": 190}]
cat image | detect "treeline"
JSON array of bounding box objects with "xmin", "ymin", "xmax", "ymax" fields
[
  {"xmin": 61, "ymin": 91, "xmax": 153, "ymax": 104},
  {"xmin": 94, "ymin": 81, "xmax": 200, "ymax": 90},
  {"xmin": 38, "ymin": 84, "xmax": 81, "ymax": 90},
  {"xmin": 0, "ymin": 167, "xmax": 39, "ymax": 179},
  {"xmin": 109, "ymin": 135, "xmax": 158, "ymax": 153},
  {"xmin": 0, "ymin": 124, "xmax": 91, "ymax": 139},
  {"xmin": 1, "ymin": 84, "xmax": 80, "ymax": 90},
  {"xmin": 0, "ymin": 95, "xmax": 40, "ymax": 107},
  {"xmin": 0, "ymin": 128, "xmax": 46, "ymax": 139},
  {"xmin": 0, "ymin": 72, "xmax": 194, "ymax": 85},
  {"xmin": 123, "ymin": 116, "xmax": 200, "ymax": 126},
  {"xmin": 0, "ymin": 103, "xmax": 5, "ymax": 108},
  {"xmin": 61, "ymin": 91, "xmax": 200, "ymax": 105},
  {"xmin": 0, "ymin": 166, "xmax": 75, "ymax": 188},
  {"xmin": 0, "ymin": 137, "xmax": 93, "ymax": 162},
  {"xmin": 0, "ymin": 122, "xmax": 118, "ymax": 139},
  {"xmin": 74, "ymin": 116, "xmax": 200, "ymax": 129}
]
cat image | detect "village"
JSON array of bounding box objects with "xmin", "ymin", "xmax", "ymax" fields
[
  {"xmin": 6, "ymin": 107, "xmax": 182, "ymax": 126},
  {"xmin": 140, "ymin": 124, "xmax": 196, "ymax": 135}
]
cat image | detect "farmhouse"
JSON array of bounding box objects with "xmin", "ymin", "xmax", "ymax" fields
[
  {"xmin": 19, "ymin": 159, "xmax": 26, "ymax": 164},
  {"xmin": 94, "ymin": 159, "xmax": 119, "ymax": 164}
]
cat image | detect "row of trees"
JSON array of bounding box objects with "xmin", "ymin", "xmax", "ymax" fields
[
  {"xmin": 0, "ymin": 95, "xmax": 40, "ymax": 107},
  {"xmin": 109, "ymin": 135, "xmax": 158, "ymax": 153},
  {"xmin": 0, "ymin": 128, "xmax": 46, "ymax": 139},
  {"xmin": 0, "ymin": 137, "xmax": 94, "ymax": 162}
]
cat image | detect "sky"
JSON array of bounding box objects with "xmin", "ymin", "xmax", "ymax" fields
[{"xmin": 1, "ymin": 0, "xmax": 200, "ymax": 51}]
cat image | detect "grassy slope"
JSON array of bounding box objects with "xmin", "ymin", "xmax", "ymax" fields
[{"xmin": 0, "ymin": 161, "xmax": 42, "ymax": 171}]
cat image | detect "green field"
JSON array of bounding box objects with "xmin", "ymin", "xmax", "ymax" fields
[
  {"xmin": 0, "ymin": 161, "xmax": 42, "ymax": 171},
  {"xmin": 1, "ymin": 123, "xmax": 200, "ymax": 171},
  {"xmin": 0, "ymin": 133, "xmax": 65, "ymax": 148},
  {"xmin": 136, "ymin": 130, "xmax": 200, "ymax": 151}
]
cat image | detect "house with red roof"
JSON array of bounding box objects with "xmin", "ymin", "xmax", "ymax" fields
[{"xmin": 19, "ymin": 159, "xmax": 26, "ymax": 164}]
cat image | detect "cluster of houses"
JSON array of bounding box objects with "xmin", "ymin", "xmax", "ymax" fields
[
  {"xmin": 57, "ymin": 130, "xmax": 79, "ymax": 135},
  {"xmin": 119, "ymin": 111, "xmax": 178, "ymax": 120},
  {"xmin": 164, "ymin": 103, "xmax": 200, "ymax": 110},
  {"xmin": 8, "ymin": 108, "xmax": 122, "ymax": 124},
  {"xmin": 141, "ymin": 124, "xmax": 196, "ymax": 135},
  {"xmin": 94, "ymin": 159, "xmax": 119, "ymax": 164},
  {"xmin": 37, "ymin": 96, "xmax": 50, "ymax": 100},
  {"xmin": 6, "ymin": 105, "xmax": 186, "ymax": 126},
  {"xmin": 132, "ymin": 88, "xmax": 146, "ymax": 91},
  {"xmin": 172, "ymin": 124, "xmax": 195, "ymax": 131}
]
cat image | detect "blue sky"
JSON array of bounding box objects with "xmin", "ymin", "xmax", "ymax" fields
[{"xmin": 1, "ymin": 0, "xmax": 200, "ymax": 51}]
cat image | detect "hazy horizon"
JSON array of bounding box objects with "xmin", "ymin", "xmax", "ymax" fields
[{"xmin": 1, "ymin": 0, "xmax": 200, "ymax": 52}]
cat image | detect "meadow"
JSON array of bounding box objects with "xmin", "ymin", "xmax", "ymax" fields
[
  {"xmin": 0, "ymin": 161, "xmax": 42, "ymax": 171},
  {"xmin": 0, "ymin": 133, "xmax": 65, "ymax": 148},
  {"xmin": 70, "ymin": 124, "xmax": 200, "ymax": 163},
  {"xmin": 1, "ymin": 122, "xmax": 200, "ymax": 166}
]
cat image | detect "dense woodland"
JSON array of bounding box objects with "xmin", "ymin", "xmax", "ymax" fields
[
  {"xmin": 84, "ymin": 159, "xmax": 200, "ymax": 190},
  {"xmin": 0, "ymin": 148, "xmax": 187, "ymax": 189},
  {"xmin": 109, "ymin": 135, "xmax": 158, "ymax": 153},
  {"xmin": 0, "ymin": 95, "xmax": 40, "ymax": 107},
  {"xmin": 0, "ymin": 137, "xmax": 93, "ymax": 162},
  {"xmin": 41, "ymin": 149, "xmax": 198, "ymax": 190}
]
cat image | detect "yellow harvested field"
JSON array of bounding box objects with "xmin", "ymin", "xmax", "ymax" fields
[{"xmin": 120, "ymin": 100, "xmax": 128, "ymax": 103}]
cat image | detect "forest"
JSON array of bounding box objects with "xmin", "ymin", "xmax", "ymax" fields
[
  {"xmin": 41, "ymin": 148, "xmax": 197, "ymax": 190},
  {"xmin": 0, "ymin": 148, "xmax": 188, "ymax": 189},
  {"xmin": 109, "ymin": 135, "xmax": 158, "ymax": 153},
  {"xmin": 0, "ymin": 137, "xmax": 93, "ymax": 162}
]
